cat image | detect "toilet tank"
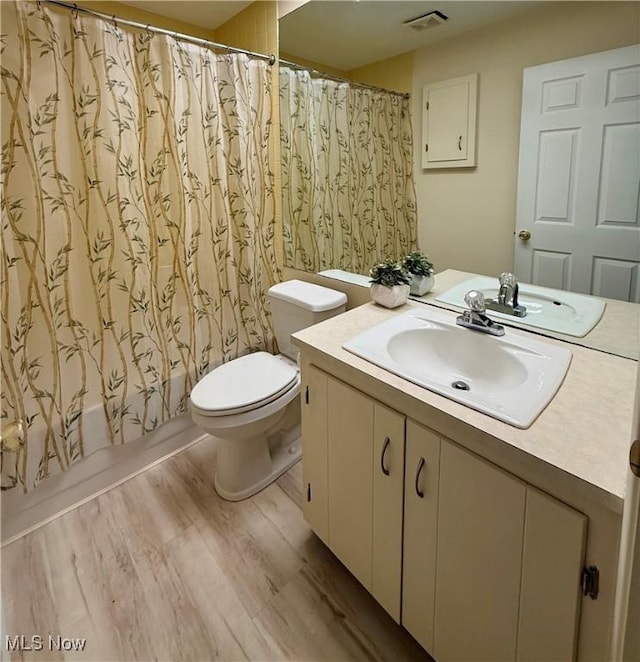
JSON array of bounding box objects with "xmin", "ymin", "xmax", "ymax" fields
[{"xmin": 268, "ymin": 280, "xmax": 348, "ymax": 360}]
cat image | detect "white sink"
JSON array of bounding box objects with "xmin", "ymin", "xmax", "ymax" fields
[
  {"xmin": 435, "ymin": 276, "xmax": 605, "ymax": 337},
  {"xmin": 343, "ymin": 307, "xmax": 572, "ymax": 428}
]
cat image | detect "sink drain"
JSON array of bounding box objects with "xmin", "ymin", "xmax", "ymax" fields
[{"xmin": 452, "ymin": 380, "xmax": 470, "ymax": 391}]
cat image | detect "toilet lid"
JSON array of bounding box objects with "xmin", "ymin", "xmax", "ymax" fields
[{"xmin": 190, "ymin": 352, "xmax": 298, "ymax": 414}]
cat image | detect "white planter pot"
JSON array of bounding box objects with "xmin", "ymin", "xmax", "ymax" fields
[
  {"xmin": 370, "ymin": 283, "xmax": 410, "ymax": 309},
  {"xmin": 409, "ymin": 273, "xmax": 435, "ymax": 297}
]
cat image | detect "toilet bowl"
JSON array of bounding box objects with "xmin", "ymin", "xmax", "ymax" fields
[{"xmin": 189, "ymin": 280, "xmax": 347, "ymax": 500}]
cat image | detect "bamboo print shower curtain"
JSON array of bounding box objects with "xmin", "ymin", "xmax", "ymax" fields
[
  {"xmin": 1, "ymin": 2, "xmax": 279, "ymax": 493},
  {"xmin": 280, "ymin": 67, "xmax": 418, "ymax": 273}
]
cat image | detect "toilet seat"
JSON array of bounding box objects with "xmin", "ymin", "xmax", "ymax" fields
[{"xmin": 190, "ymin": 352, "xmax": 298, "ymax": 417}]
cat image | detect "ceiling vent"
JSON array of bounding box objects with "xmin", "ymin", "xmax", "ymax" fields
[{"xmin": 404, "ymin": 10, "xmax": 448, "ymax": 32}]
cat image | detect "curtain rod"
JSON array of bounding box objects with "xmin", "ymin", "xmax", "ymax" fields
[
  {"xmin": 279, "ymin": 58, "xmax": 410, "ymax": 99},
  {"xmin": 40, "ymin": 0, "xmax": 276, "ymax": 65}
]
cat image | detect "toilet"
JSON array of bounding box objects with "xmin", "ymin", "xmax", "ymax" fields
[{"xmin": 190, "ymin": 280, "xmax": 347, "ymax": 501}]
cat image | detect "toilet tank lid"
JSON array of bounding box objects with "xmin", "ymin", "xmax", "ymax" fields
[{"xmin": 268, "ymin": 280, "xmax": 347, "ymax": 312}]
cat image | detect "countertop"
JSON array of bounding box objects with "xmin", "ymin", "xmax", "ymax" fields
[{"xmin": 292, "ymin": 299, "xmax": 637, "ymax": 513}]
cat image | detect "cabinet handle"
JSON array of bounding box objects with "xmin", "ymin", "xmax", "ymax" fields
[
  {"xmin": 381, "ymin": 436, "xmax": 391, "ymax": 476},
  {"xmin": 415, "ymin": 457, "xmax": 426, "ymax": 498},
  {"xmin": 458, "ymin": 135, "xmax": 463, "ymax": 151}
]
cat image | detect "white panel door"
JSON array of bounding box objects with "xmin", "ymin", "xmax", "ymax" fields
[{"xmin": 515, "ymin": 45, "xmax": 640, "ymax": 302}]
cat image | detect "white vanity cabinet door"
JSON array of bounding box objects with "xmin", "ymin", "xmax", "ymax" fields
[
  {"xmin": 303, "ymin": 367, "xmax": 406, "ymax": 617},
  {"xmin": 301, "ymin": 365, "xmax": 329, "ymax": 543},
  {"xmin": 434, "ymin": 440, "xmax": 527, "ymax": 662},
  {"xmin": 372, "ymin": 402, "xmax": 405, "ymax": 622},
  {"xmin": 402, "ymin": 421, "xmax": 441, "ymax": 653},
  {"xmin": 517, "ymin": 487, "xmax": 587, "ymax": 661},
  {"xmin": 326, "ymin": 376, "xmax": 375, "ymax": 590}
]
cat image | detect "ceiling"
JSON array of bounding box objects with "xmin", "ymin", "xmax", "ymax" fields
[
  {"xmin": 119, "ymin": 1, "xmax": 253, "ymax": 30},
  {"xmin": 118, "ymin": 1, "xmax": 543, "ymax": 72},
  {"xmin": 280, "ymin": 1, "xmax": 542, "ymax": 71}
]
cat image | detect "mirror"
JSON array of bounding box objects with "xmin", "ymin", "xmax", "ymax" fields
[{"xmin": 279, "ymin": 0, "xmax": 640, "ymax": 360}]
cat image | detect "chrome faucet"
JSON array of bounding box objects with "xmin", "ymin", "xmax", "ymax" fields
[
  {"xmin": 485, "ymin": 272, "xmax": 527, "ymax": 318},
  {"xmin": 456, "ymin": 290, "xmax": 505, "ymax": 336}
]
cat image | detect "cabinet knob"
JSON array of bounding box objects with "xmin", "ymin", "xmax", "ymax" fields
[
  {"xmin": 415, "ymin": 457, "xmax": 426, "ymax": 498},
  {"xmin": 518, "ymin": 229, "xmax": 532, "ymax": 242}
]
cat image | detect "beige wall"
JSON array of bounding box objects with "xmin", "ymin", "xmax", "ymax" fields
[
  {"xmin": 280, "ymin": 52, "xmax": 349, "ymax": 78},
  {"xmin": 214, "ymin": 2, "xmax": 277, "ymax": 56},
  {"xmin": 413, "ymin": 1, "xmax": 640, "ymax": 279},
  {"xmin": 75, "ymin": 1, "xmax": 214, "ymax": 38},
  {"xmin": 279, "ymin": 50, "xmax": 413, "ymax": 94},
  {"xmin": 349, "ymin": 51, "xmax": 414, "ymax": 95}
]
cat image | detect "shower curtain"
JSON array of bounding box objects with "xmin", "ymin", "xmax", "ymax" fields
[
  {"xmin": 0, "ymin": 1, "xmax": 279, "ymax": 493},
  {"xmin": 280, "ymin": 67, "xmax": 418, "ymax": 274}
]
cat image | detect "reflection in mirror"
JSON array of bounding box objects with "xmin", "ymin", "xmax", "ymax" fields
[
  {"xmin": 314, "ymin": 267, "xmax": 640, "ymax": 360},
  {"xmin": 424, "ymin": 270, "xmax": 640, "ymax": 360},
  {"xmin": 279, "ymin": 62, "xmax": 417, "ymax": 274},
  {"xmin": 279, "ymin": 1, "xmax": 640, "ymax": 359}
]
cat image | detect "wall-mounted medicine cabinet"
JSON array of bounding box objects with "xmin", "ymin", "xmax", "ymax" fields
[{"xmin": 422, "ymin": 73, "xmax": 478, "ymax": 169}]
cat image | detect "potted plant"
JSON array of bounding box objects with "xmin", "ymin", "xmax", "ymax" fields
[
  {"xmin": 403, "ymin": 251, "xmax": 435, "ymax": 296},
  {"xmin": 369, "ymin": 259, "xmax": 411, "ymax": 308}
]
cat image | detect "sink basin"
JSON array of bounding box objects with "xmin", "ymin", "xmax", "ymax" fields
[
  {"xmin": 435, "ymin": 276, "xmax": 605, "ymax": 337},
  {"xmin": 343, "ymin": 307, "xmax": 572, "ymax": 428}
]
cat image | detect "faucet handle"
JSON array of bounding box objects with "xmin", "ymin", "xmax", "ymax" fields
[
  {"xmin": 499, "ymin": 272, "xmax": 517, "ymax": 288},
  {"xmin": 464, "ymin": 290, "xmax": 486, "ymax": 313}
]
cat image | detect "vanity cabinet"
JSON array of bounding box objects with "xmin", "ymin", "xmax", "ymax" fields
[
  {"xmin": 301, "ymin": 366, "xmax": 405, "ymax": 621},
  {"xmin": 405, "ymin": 437, "xmax": 587, "ymax": 661},
  {"xmin": 302, "ymin": 363, "xmax": 589, "ymax": 661}
]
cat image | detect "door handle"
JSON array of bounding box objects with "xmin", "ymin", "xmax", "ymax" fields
[
  {"xmin": 458, "ymin": 135, "xmax": 463, "ymax": 151},
  {"xmin": 518, "ymin": 229, "xmax": 531, "ymax": 242}
]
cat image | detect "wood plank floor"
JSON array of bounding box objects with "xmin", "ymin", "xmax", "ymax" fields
[{"xmin": 2, "ymin": 435, "xmax": 433, "ymax": 661}]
